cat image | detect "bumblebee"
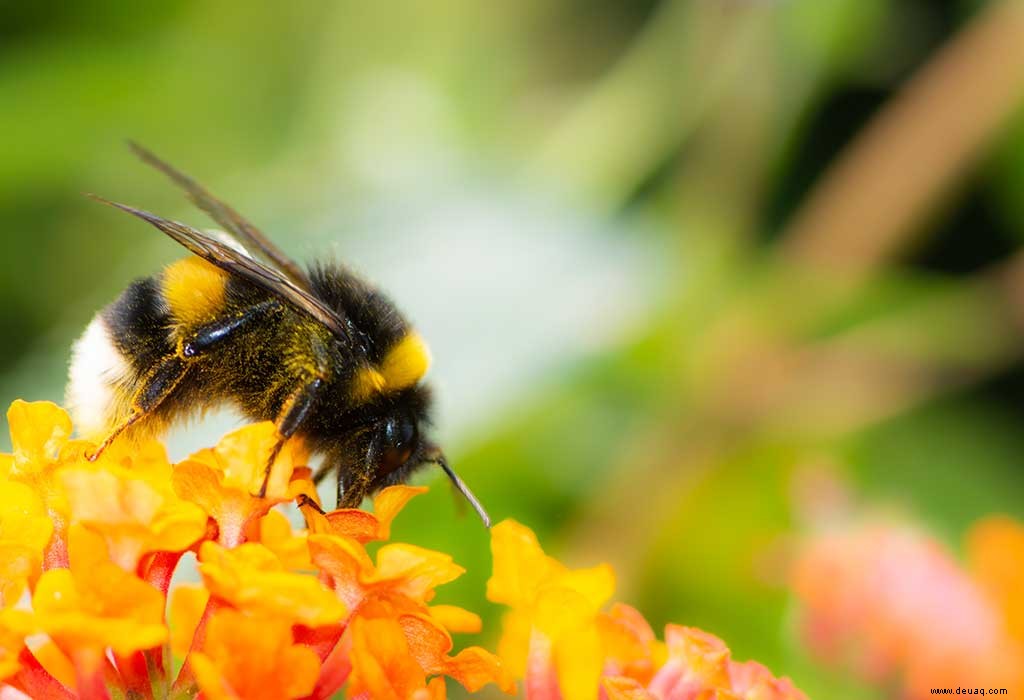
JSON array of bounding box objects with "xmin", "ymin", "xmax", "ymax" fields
[{"xmin": 66, "ymin": 143, "xmax": 488, "ymax": 525}]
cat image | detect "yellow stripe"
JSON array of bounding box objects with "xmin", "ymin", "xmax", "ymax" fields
[
  {"xmin": 380, "ymin": 332, "xmax": 431, "ymax": 390},
  {"xmin": 162, "ymin": 257, "xmax": 228, "ymax": 324},
  {"xmin": 350, "ymin": 332, "xmax": 431, "ymax": 402}
]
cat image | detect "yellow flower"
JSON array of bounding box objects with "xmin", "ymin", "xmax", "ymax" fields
[
  {"xmin": 489, "ymin": 519, "xmax": 806, "ymax": 700},
  {"xmin": 487, "ymin": 519, "xmax": 613, "ymax": 700},
  {"xmin": 31, "ymin": 529, "xmax": 167, "ymax": 658},
  {"xmin": 0, "ymin": 479, "xmax": 53, "ymax": 607},
  {"xmin": 198, "ymin": 540, "xmax": 346, "ymax": 628},
  {"xmin": 0, "ymin": 399, "xmax": 808, "ymax": 700},
  {"xmin": 0, "ymin": 609, "xmax": 32, "ymax": 682},
  {"xmin": 60, "ymin": 447, "xmax": 207, "ymax": 571},
  {"xmin": 191, "ymin": 608, "xmax": 320, "ymax": 700}
]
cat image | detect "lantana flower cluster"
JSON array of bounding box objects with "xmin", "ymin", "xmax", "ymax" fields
[
  {"xmin": 0, "ymin": 400, "xmax": 806, "ymax": 699},
  {"xmin": 792, "ymin": 518, "xmax": 1024, "ymax": 697}
]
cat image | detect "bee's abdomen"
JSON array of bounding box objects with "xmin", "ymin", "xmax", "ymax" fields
[{"xmin": 67, "ymin": 276, "xmax": 173, "ymax": 440}]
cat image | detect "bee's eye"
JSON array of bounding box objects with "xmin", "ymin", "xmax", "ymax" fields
[{"xmin": 379, "ymin": 416, "xmax": 416, "ymax": 475}]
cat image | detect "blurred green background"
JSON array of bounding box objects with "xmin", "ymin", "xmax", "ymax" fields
[{"xmin": 4, "ymin": 1, "xmax": 1024, "ymax": 697}]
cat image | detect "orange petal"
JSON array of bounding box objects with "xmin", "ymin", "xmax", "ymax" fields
[
  {"xmin": 198, "ymin": 541, "xmax": 345, "ymax": 628},
  {"xmin": 399, "ymin": 613, "xmax": 514, "ymax": 693},
  {"xmin": 603, "ymin": 676, "xmax": 656, "ymax": 700},
  {"xmin": 728, "ymin": 660, "xmax": 808, "ymax": 700},
  {"xmin": 348, "ymin": 616, "xmax": 427, "ymax": 700},
  {"xmin": 301, "ymin": 485, "xmax": 427, "ymax": 544},
  {"xmin": 598, "ymin": 603, "xmax": 659, "ymax": 683},
  {"xmin": 0, "ymin": 609, "xmax": 32, "ymax": 681},
  {"xmin": 376, "ymin": 544, "xmax": 465, "ymax": 601},
  {"xmin": 169, "ymin": 585, "xmax": 210, "ymax": 658},
  {"xmin": 967, "ymin": 515, "xmax": 1024, "ymax": 643},
  {"xmin": 61, "ymin": 463, "xmax": 206, "ymax": 570},
  {"xmin": 32, "ymin": 564, "xmax": 167, "ymax": 656},
  {"xmin": 258, "ymin": 509, "xmax": 312, "ymax": 570},
  {"xmin": 191, "ymin": 609, "xmax": 320, "ymax": 700},
  {"xmin": 30, "ymin": 640, "xmax": 76, "ymax": 690},
  {"xmin": 372, "ymin": 486, "xmax": 428, "ymax": 540}
]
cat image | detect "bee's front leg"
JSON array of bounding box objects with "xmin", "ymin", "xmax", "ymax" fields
[
  {"xmin": 88, "ymin": 302, "xmax": 279, "ymax": 461},
  {"xmin": 336, "ymin": 431, "xmax": 383, "ymax": 509},
  {"xmin": 87, "ymin": 355, "xmax": 189, "ymax": 460}
]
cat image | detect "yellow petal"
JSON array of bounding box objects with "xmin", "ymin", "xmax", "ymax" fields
[
  {"xmin": 487, "ymin": 519, "xmax": 565, "ymax": 608},
  {"xmin": 258, "ymin": 509, "xmax": 312, "ymax": 570},
  {"xmin": 198, "ymin": 541, "xmax": 345, "ymax": 627},
  {"xmin": 0, "ymin": 479, "xmax": 53, "ymax": 606},
  {"xmin": 6, "ymin": 401, "xmax": 72, "ymax": 473},
  {"xmin": 429, "ymin": 605, "xmax": 482, "ymax": 634}
]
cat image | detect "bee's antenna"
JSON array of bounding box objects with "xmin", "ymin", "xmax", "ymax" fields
[{"xmin": 434, "ymin": 454, "xmax": 491, "ymax": 528}]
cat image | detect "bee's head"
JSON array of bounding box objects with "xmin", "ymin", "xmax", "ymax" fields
[{"xmin": 363, "ymin": 386, "xmax": 489, "ymax": 527}]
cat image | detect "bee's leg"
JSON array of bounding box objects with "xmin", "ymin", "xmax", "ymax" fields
[
  {"xmin": 88, "ymin": 355, "xmax": 189, "ymax": 460},
  {"xmin": 90, "ymin": 302, "xmax": 280, "ymax": 460},
  {"xmin": 337, "ymin": 432, "xmax": 383, "ymax": 508},
  {"xmin": 256, "ymin": 377, "xmax": 324, "ymax": 498}
]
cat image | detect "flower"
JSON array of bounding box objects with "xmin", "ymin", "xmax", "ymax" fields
[
  {"xmin": 59, "ymin": 447, "xmax": 207, "ymax": 571},
  {"xmin": 487, "ymin": 519, "xmax": 806, "ymax": 700},
  {"xmin": 791, "ymin": 519, "xmax": 1024, "ymax": 697},
  {"xmin": 191, "ymin": 608, "xmax": 320, "ymax": 700},
  {"xmin": 197, "ymin": 540, "xmax": 346, "ymax": 627},
  {"xmin": 172, "ymin": 422, "xmax": 310, "ymax": 546},
  {"xmin": 0, "ymin": 400, "xmax": 806, "ymax": 700},
  {"xmin": 0, "ymin": 479, "xmax": 53, "ymax": 607}
]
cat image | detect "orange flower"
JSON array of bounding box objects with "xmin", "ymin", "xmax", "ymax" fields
[
  {"xmin": 191, "ymin": 608, "xmax": 320, "ymax": 700},
  {"xmin": 172, "ymin": 422, "xmax": 308, "ymax": 546},
  {"xmin": 792, "ymin": 520, "xmax": 1021, "ymax": 697},
  {"xmin": 346, "ymin": 616, "xmax": 448, "ymax": 700},
  {"xmin": 60, "ymin": 446, "xmax": 207, "ymax": 571},
  {"xmin": 0, "ymin": 479, "xmax": 53, "ymax": 607},
  {"xmin": 489, "ymin": 519, "xmax": 806, "ymax": 700},
  {"xmin": 967, "ymin": 515, "xmax": 1024, "ymax": 644},
  {"xmin": 301, "ymin": 485, "xmax": 426, "ymax": 543},
  {"xmin": 0, "ymin": 399, "xmax": 808, "ymax": 700},
  {"xmin": 169, "ymin": 585, "xmax": 210, "ymax": 658},
  {"xmin": 258, "ymin": 508, "xmax": 312, "ymax": 570},
  {"xmin": 31, "ymin": 529, "xmax": 167, "ymax": 658},
  {"xmin": 306, "ymin": 487, "xmax": 512, "ymax": 698},
  {"xmin": 198, "ymin": 540, "xmax": 346, "ymax": 627}
]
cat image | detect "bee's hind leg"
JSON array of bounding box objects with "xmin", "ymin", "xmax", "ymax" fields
[
  {"xmin": 87, "ymin": 355, "xmax": 189, "ymax": 460},
  {"xmin": 256, "ymin": 377, "xmax": 324, "ymax": 498}
]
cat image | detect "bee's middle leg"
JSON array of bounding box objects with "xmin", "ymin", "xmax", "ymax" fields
[{"xmin": 257, "ymin": 377, "xmax": 324, "ymax": 498}]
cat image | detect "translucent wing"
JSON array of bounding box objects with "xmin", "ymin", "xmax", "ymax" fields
[
  {"xmin": 127, "ymin": 141, "xmax": 310, "ymax": 288},
  {"xmin": 91, "ymin": 196, "xmax": 353, "ymax": 343}
]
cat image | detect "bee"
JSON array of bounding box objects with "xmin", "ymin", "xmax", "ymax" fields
[{"xmin": 66, "ymin": 143, "xmax": 489, "ymax": 525}]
